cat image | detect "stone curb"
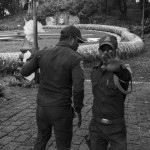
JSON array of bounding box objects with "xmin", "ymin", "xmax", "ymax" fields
[{"xmin": 85, "ymin": 79, "xmax": 150, "ymax": 84}]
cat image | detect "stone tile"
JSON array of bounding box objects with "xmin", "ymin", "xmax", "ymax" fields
[
  {"xmin": 2, "ymin": 125, "xmax": 18, "ymax": 133},
  {"xmin": 79, "ymin": 143, "xmax": 89, "ymax": 150},
  {"xmin": 0, "ymin": 83, "xmax": 150, "ymax": 149},
  {"xmin": 2, "ymin": 142, "xmax": 20, "ymax": 150},
  {"xmin": 0, "ymin": 136, "xmax": 15, "ymax": 145},
  {"xmin": 75, "ymin": 129, "xmax": 88, "ymax": 137},
  {"xmin": 72, "ymin": 136, "xmax": 83, "ymax": 145},
  {"xmin": 18, "ymin": 124, "xmax": 31, "ymax": 131},
  {"xmin": 0, "ymin": 131, "xmax": 7, "ymax": 138},
  {"xmin": 15, "ymin": 135, "xmax": 30, "ymax": 142}
]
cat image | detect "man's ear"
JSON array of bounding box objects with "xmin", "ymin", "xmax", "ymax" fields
[{"xmin": 69, "ymin": 36, "xmax": 74, "ymax": 43}]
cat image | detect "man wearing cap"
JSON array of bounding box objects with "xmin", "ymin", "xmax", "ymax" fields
[
  {"xmin": 21, "ymin": 25, "xmax": 86, "ymax": 150},
  {"xmin": 89, "ymin": 35, "xmax": 132, "ymax": 150}
]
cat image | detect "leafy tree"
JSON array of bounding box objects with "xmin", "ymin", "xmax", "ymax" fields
[
  {"xmin": 107, "ymin": 0, "xmax": 127, "ymax": 19},
  {"xmin": 0, "ymin": 0, "xmax": 21, "ymax": 18},
  {"xmin": 80, "ymin": 0, "xmax": 97, "ymax": 17},
  {"xmin": 37, "ymin": 0, "xmax": 85, "ymax": 24},
  {"xmin": 67, "ymin": 0, "xmax": 85, "ymax": 16},
  {"xmin": 118, "ymin": 0, "xmax": 127, "ymax": 19},
  {"xmin": 137, "ymin": 0, "xmax": 150, "ymax": 19},
  {"xmin": 37, "ymin": 1, "xmax": 67, "ymax": 24}
]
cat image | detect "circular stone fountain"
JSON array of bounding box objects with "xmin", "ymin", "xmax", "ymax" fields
[
  {"xmin": 0, "ymin": 24, "xmax": 144, "ymax": 59},
  {"xmin": 43, "ymin": 24, "xmax": 144, "ymax": 58}
]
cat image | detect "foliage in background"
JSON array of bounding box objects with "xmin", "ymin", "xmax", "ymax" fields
[
  {"xmin": 37, "ymin": 0, "xmax": 103, "ymax": 24},
  {"xmin": 37, "ymin": 1, "xmax": 64, "ymax": 25},
  {"xmin": 0, "ymin": 56, "xmax": 35, "ymax": 88},
  {"xmin": 0, "ymin": 57, "xmax": 23, "ymax": 75},
  {"xmin": 129, "ymin": 18, "xmax": 150, "ymax": 35},
  {"xmin": 0, "ymin": 0, "xmax": 149, "ymax": 24},
  {"xmin": 37, "ymin": 0, "xmax": 85, "ymax": 24},
  {"xmin": 37, "ymin": 0, "xmax": 127, "ymax": 24},
  {"xmin": 0, "ymin": 0, "xmax": 149, "ymax": 26},
  {"xmin": 0, "ymin": 0, "xmax": 21, "ymax": 18},
  {"xmin": 0, "ymin": 25, "xmax": 22, "ymax": 31}
]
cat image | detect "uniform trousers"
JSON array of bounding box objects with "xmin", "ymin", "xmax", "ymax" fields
[
  {"xmin": 89, "ymin": 117, "xmax": 127, "ymax": 150},
  {"xmin": 34, "ymin": 104, "xmax": 73, "ymax": 150}
]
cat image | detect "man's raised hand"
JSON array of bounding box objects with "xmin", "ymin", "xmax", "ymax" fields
[{"xmin": 101, "ymin": 50, "xmax": 121, "ymax": 72}]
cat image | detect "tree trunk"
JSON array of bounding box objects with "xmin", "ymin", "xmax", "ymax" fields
[
  {"xmin": 96, "ymin": 0, "xmax": 102, "ymax": 15},
  {"xmin": 117, "ymin": 0, "xmax": 127, "ymax": 19},
  {"xmin": 106, "ymin": 0, "xmax": 108, "ymax": 17}
]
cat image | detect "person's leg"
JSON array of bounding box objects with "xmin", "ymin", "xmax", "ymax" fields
[
  {"xmin": 34, "ymin": 105, "xmax": 52, "ymax": 150},
  {"xmin": 89, "ymin": 118, "xmax": 108, "ymax": 150},
  {"xmin": 108, "ymin": 123, "xmax": 127, "ymax": 150},
  {"xmin": 52, "ymin": 106, "xmax": 73, "ymax": 150}
]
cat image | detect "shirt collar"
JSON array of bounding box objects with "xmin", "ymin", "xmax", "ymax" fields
[{"xmin": 56, "ymin": 41, "xmax": 73, "ymax": 49}]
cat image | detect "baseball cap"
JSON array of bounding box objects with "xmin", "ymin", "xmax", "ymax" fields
[
  {"xmin": 60, "ymin": 25, "xmax": 87, "ymax": 43},
  {"xmin": 99, "ymin": 35, "xmax": 118, "ymax": 51}
]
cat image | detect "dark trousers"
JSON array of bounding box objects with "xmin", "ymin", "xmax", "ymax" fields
[
  {"xmin": 34, "ymin": 105, "xmax": 73, "ymax": 150},
  {"xmin": 89, "ymin": 117, "xmax": 127, "ymax": 150}
]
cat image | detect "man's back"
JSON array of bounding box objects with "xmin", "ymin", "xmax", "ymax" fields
[
  {"xmin": 21, "ymin": 25, "xmax": 85, "ymax": 150},
  {"xmin": 37, "ymin": 44, "xmax": 82, "ymax": 106}
]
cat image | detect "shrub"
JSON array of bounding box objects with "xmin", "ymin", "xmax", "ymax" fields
[
  {"xmin": 129, "ymin": 18, "xmax": 150, "ymax": 36},
  {"xmin": 0, "ymin": 57, "xmax": 35, "ymax": 88},
  {"xmin": 0, "ymin": 25, "xmax": 22, "ymax": 31}
]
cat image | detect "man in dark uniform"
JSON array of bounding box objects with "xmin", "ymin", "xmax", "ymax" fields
[
  {"xmin": 21, "ymin": 25, "xmax": 86, "ymax": 150},
  {"xmin": 89, "ymin": 35, "xmax": 132, "ymax": 150}
]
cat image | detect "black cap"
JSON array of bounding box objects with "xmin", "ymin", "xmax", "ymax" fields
[
  {"xmin": 60, "ymin": 25, "xmax": 86, "ymax": 43},
  {"xmin": 99, "ymin": 35, "xmax": 118, "ymax": 51}
]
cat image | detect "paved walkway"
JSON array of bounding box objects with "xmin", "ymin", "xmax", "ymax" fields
[{"xmin": 0, "ymin": 81, "xmax": 150, "ymax": 150}]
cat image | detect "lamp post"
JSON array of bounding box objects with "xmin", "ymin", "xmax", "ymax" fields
[
  {"xmin": 141, "ymin": 0, "xmax": 145, "ymax": 39},
  {"xmin": 33, "ymin": 0, "xmax": 38, "ymax": 51},
  {"xmin": 136, "ymin": 0, "xmax": 150, "ymax": 39},
  {"xmin": 33, "ymin": 0, "xmax": 39, "ymax": 84}
]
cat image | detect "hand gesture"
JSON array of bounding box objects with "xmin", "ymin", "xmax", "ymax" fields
[
  {"xmin": 101, "ymin": 50, "xmax": 121, "ymax": 72},
  {"xmin": 23, "ymin": 51, "xmax": 31, "ymax": 63}
]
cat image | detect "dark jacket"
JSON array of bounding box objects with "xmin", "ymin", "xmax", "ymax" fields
[
  {"xmin": 91, "ymin": 63, "xmax": 131, "ymax": 119},
  {"xmin": 21, "ymin": 41, "xmax": 84, "ymax": 113}
]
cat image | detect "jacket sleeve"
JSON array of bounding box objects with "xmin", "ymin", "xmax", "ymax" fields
[
  {"xmin": 72, "ymin": 57, "xmax": 84, "ymax": 113},
  {"xmin": 114, "ymin": 65, "xmax": 131, "ymax": 82},
  {"xmin": 21, "ymin": 51, "xmax": 40, "ymax": 77}
]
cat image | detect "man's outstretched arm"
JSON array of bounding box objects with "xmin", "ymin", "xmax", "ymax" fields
[{"xmin": 21, "ymin": 51, "xmax": 39, "ymax": 77}]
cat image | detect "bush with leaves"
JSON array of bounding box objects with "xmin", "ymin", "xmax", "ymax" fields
[
  {"xmin": 0, "ymin": 24, "xmax": 22, "ymax": 31},
  {"xmin": 0, "ymin": 0, "xmax": 21, "ymax": 17},
  {"xmin": 129, "ymin": 18, "xmax": 150, "ymax": 36},
  {"xmin": 0, "ymin": 58, "xmax": 22, "ymax": 75},
  {"xmin": 0, "ymin": 57, "xmax": 36, "ymax": 88},
  {"xmin": 67, "ymin": 0, "xmax": 84, "ymax": 16},
  {"xmin": 37, "ymin": 0, "xmax": 98, "ymax": 24},
  {"xmin": 37, "ymin": 1, "xmax": 69, "ymax": 25}
]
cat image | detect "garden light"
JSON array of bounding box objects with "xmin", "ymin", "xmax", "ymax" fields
[{"xmin": 136, "ymin": 0, "xmax": 140, "ymax": 2}]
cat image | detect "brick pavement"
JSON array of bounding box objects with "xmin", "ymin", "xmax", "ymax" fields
[{"xmin": 0, "ymin": 81, "xmax": 150, "ymax": 150}]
